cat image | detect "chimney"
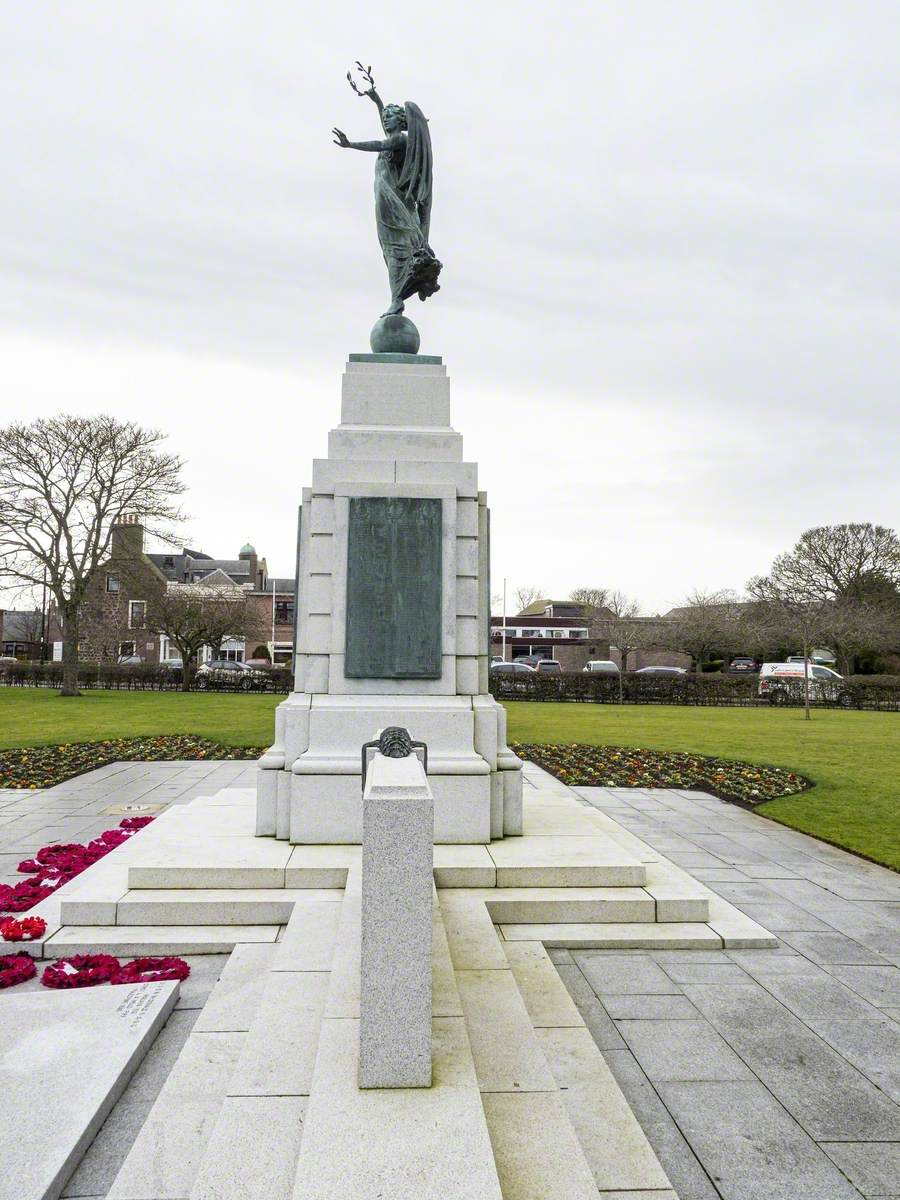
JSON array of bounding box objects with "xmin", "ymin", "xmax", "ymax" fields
[{"xmin": 111, "ymin": 514, "xmax": 145, "ymax": 559}]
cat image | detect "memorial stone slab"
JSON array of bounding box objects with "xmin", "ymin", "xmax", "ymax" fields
[{"xmin": 0, "ymin": 980, "xmax": 178, "ymax": 1200}]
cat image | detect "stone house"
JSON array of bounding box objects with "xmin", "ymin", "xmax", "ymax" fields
[{"xmin": 50, "ymin": 517, "xmax": 296, "ymax": 666}]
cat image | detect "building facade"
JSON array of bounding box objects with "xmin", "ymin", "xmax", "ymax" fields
[{"xmin": 51, "ymin": 518, "xmax": 296, "ymax": 666}]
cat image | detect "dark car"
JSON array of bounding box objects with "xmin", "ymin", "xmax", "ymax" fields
[
  {"xmin": 728, "ymin": 657, "xmax": 759, "ymax": 674},
  {"xmin": 195, "ymin": 659, "xmax": 270, "ymax": 691}
]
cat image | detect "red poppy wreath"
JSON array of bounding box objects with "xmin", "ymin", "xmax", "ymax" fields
[
  {"xmin": 112, "ymin": 956, "xmax": 191, "ymax": 985},
  {"xmin": 0, "ymin": 953, "xmax": 36, "ymax": 989},
  {"xmin": 42, "ymin": 954, "xmax": 122, "ymax": 988},
  {"xmin": 0, "ymin": 915, "xmax": 47, "ymax": 942}
]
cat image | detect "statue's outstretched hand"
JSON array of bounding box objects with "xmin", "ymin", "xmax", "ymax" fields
[{"xmin": 332, "ymin": 128, "xmax": 350, "ymax": 148}]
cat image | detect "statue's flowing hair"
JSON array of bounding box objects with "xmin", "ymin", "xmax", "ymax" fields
[{"xmin": 397, "ymin": 101, "xmax": 433, "ymax": 242}]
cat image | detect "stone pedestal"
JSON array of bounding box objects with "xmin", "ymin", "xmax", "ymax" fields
[
  {"xmin": 359, "ymin": 751, "xmax": 433, "ymax": 1088},
  {"xmin": 256, "ymin": 354, "xmax": 522, "ymax": 844}
]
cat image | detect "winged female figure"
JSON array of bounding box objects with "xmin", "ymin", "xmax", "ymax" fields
[{"xmin": 333, "ymin": 64, "xmax": 442, "ymax": 317}]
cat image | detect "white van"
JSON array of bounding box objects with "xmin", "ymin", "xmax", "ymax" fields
[
  {"xmin": 582, "ymin": 660, "xmax": 620, "ymax": 675},
  {"xmin": 759, "ymin": 662, "xmax": 852, "ymax": 707}
]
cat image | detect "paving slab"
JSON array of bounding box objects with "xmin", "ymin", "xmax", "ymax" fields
[
  {"xmin": 0, "ymin": 981, "xmax": 178, "ymax": 1200},
  {"xmin": 575, "ymin": 954, "xmax": 682, "ymax": 995},
  {"xmin": 656, "ymin": 1079, "xmax": 863, "ymax": 1200},
  {"xmin": 779, "ymin": 930, "xmax": 893, "ymax": 965},
  {"xmin": 616, "ymin": 1018, "xmax": 753, "ymax": 1082},
  {"xmin": 824, "ymin": 964, "xmax": 900, "ymax": 1007},
  {"xmin": 820, "ymin": 1142, "xmax": 900, "ymax": 1196},
  {"xmin": 807, "ymin": 1017, "xmax": 900, "ymax": 1102},
  {"xmin": 682, "ymin": 982, "xmax": 900, "ymax": 1141}
]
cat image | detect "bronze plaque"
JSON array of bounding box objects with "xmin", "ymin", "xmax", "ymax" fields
[{"xmin": 345, "ymin": 497, "xmax": 443, "ymax": 679}]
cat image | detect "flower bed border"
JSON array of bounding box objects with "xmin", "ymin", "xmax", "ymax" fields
[
  {"xmin": 0, "ymin": 735, "xmax": 266, "ymax": 790},
  {"xmin": 511, "ymin": 741, "xmax": 812, "ymax": 810}
]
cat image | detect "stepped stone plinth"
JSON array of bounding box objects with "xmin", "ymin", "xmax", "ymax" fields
[{"xmin": 255, "ymin": 355, "xmax": 523, "ymax": 844}]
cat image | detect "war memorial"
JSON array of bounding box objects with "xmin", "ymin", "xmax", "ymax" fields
[{"xmin": 6, "ymin": 64, "xmax": 872, "ymax": 1200}]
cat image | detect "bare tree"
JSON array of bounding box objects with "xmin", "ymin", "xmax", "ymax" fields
[
  {"xmin": 584, "ymin": 592, "xmax": 652, "ymax": 701},
  {"xmin": 514, "ymin": 585, "xmax": 546, "ymax": 614},
  {"xmin": 665, "ymin": 589, "xmax": 742, "ymax": 673},
  {"xmin": 148, "ymin": 583, "xmax": 266, "ymax": 691},
  {"xmin": 756, "ymin": 524, "xmax": 900, "ymax": 674},
  {"xmin": 0, "ymin": 415, "xmax": 185, "ymax": 695},
  {"xmin": 568, "ymin": 586, "xmax": 610, "ymax": 611}
]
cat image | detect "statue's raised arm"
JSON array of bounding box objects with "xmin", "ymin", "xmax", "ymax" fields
[{"xmin": 333, "ymin": 62, "xmax": 442, "ymax": 349}]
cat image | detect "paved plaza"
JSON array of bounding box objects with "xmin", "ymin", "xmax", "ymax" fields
[
  {"xmin": 1, "ymin": 763, "xmax": 898, "ymax": 1198},
  {"xmin": 560, "ymin": 783, "xmax": 900, "ymax": 1199}
]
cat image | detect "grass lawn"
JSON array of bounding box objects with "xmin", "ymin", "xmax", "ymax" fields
[
  {"xmin": 505, "ymin": 703, "xmax": 900, "ymax": 871},
  {"xmin": 0, "ymin": 689, "xmax": 280, "ymax": 750},
  {"xmin": 0, "ymin": 690, "xmax": 897, "ymax": 871}
]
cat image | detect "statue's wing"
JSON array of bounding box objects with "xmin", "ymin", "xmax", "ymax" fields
[{"xmin": 398, "ymin": 101, "xmax": 433, "ymax": 240}]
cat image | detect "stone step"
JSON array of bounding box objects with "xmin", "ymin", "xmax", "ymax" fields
[
  {"xmin": 477, "ymin": 885, "xmax": 708, "ymax": 923},
  {"xmin": 499, "ymin": 921, "xmax": 725, "ymax": 949},
  {"xmin": 290, "ymin": 879, "xmax": 506, "ymax": 1200},
  {"xmin": 60, "ymin": 888, "xmax": 341, "ymax": 927},
  {"xmin": 43, "ymin": 924, "xmax": 281, "ymax": 957},
  {"xmin": 106, "ymin": 954, "xmax": 273, "ymax": 1200},
  {"xmin": 185, "ymin": 899, "xmax": 344, "ymax": 1199}
]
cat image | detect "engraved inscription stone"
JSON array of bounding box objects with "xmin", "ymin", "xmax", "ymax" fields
[{"xmin": 345, "ymin": 496, "xmax": 442, "ymax": 679}]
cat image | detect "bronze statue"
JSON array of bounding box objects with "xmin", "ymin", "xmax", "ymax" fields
[{"xmin": 333, "ymin": 64, "xmax": 442, "ymax": 331}]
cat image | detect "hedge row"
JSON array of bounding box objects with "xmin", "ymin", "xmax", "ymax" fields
[
  {"xmin": 0, "ymin": 661, "xmax": 294, "ymax": 694},
  {"xmin": 488, "ymin": 671, "xmax": 900, "ymax": 711}
]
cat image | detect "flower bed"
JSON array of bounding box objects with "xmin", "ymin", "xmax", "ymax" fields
[
  {"xmin": 0, "ymin": 736, "xmax": 266, "ymax": 790},
  {"xmin": 511, "ymin": 741, "xmax": 811, "ymax": 806}
]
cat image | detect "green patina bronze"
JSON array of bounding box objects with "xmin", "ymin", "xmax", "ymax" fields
[
  {"xmin": 333, "ymin": 63, "xmax": 442, "ymax": 342},
  {"xmin": 345, "ymin": 497, "xmax": 443, "ymax": 680}
]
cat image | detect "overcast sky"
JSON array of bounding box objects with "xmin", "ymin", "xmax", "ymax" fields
[{"xmin": 2, "ymin": 2, "xmax": 898, "ymax": 614}]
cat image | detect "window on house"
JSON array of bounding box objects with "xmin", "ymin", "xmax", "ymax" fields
[
  {"xmin": 118, "ymin": 641, "xmax": 135, "ymax": 659},
  {"xmin": 551, "ymin": 629, "xmax": 564, "ymax": 638},
  {"xmin": 106, "ymin": 574, "xmax": 120, "ymax": 593},
  {"xmin": 128, "ymin": 600, "xmax": 146, "ymax": 629},
  {"xmin": 274, "ymin": 599, "xmax": 294, "ymax": 624}
]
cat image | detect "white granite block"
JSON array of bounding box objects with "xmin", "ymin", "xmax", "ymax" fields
[
  {"xmin": 394, "ymin": 459, "xmax": 479, "ymax": 495},
  {"xmin": 312, "ymin": 457, "xmax": 396, "ymax": 489},
  {"xmin": 433, "ymin": 844, "xmax": 496, "ymax": 887},
  {"xmin": 275, "ymin": 771, "xmax": 291, "ymax": 840},
  {"xmin": 306, "ymin": 573, "xmax": 333, "ymax": 614},
  {"xmin": 328, "ymin": 427, "xmax": 463, "ymax": 462},
  {"xmin": 502, "ymin": 768, "xmax": 524, "ymax": 836},
  {"xmin": 291, "ymin": 1017, "xmax": 503, "ymax": 1200},
  {"xmin": 273, "ymin": 900, "xmax": 343, "ymax": 971},
  {"xmin": 490, "ymin": 773, "xmax": 504, "ymax": 839},
  {"xmin": 190, "ymin": 1096, "xmax": 307, "ymax": 1200},
  {"xmin": 307, "ymin": 533, "xmax": 333, "ymax": 573},
  {"xmin": 193, "ymin": 943, "xmax": 276, "ymax": 1032},
  {"xmin": 360, "ymin": 752, "xmax": 434, "ymax": 1088},
  {"xmin": 456, "ymin": 615, "xmax": 480, "ymax": 656},
  {"xmin": 255, "ymin": 768, "xmax": 277, "ymax": 836},
  {"xmin": 308, "ymin": 494, "xmax": 335, "ymax": 534},
  {"xmin": 456, "ymin": 967, "xmax": 557, "ymax": 1093},
  {"xmin": 0, "ymin": 982, "xmax": 178, "ymax": 1200},
  {"xmin": 455, "ymin": 574, "xmax": 479, "ymax": 615},
  {"xmin": 229, "ymin": 971, "xmax": 329, "ymax": 1096},
  {"xmin": 537, "ymin": 1026, "xmax": 672, "ymax": 1192},
  {"xmin": 456, "ymin": 536, "xmax": 478, "ymax": 575},
  {"xmin": 456, "ymin": 656, "xmax": 479, "ymax": 694},
  {"xmin": 439, "ymin": 893, "xmax": 507, "ymax": 970},
  {"xmin": 482, "ymin": 1091, "xmax": 598, "ymax": 1200},
  {"xmin": 456, "ymin": 497, "xmax": 479, "ymax": 536}
]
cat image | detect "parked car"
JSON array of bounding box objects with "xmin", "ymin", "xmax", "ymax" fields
[
  {"xmin": 513, "ymin": 655, "xmax": 540, "ymax": 668},
  {"xmin": 728, "ymin": 657, "xmax": 759, "ymax": 674},
  {"xmin": 490, "ymin": 661, "xmax": 536, "ymax": 675},
  {"xmin": 634, "ymin": 666, "xmax": 688, "ymax": 676},
  {"xmin": 535, "ymin": 660, "xmax": 562, "ymax": 674},
  {"xmin": 758, "ymin": 662, "xmax": 852, "ymax": 707},
  {"xmin": 582, "ymin": 660, "xmax": 620, "ymax": 675},
  {"xmin": 117, "ymin": 654, "xmax": 144, "ymax": 665},
  {"xmin": 195, "ymin": 659, "xmax": 270, "ymax": 691}
]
